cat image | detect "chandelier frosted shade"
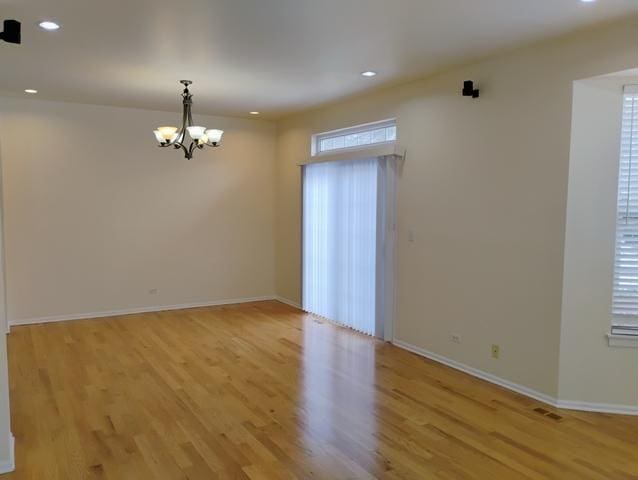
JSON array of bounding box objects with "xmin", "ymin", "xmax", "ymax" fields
[
  {"xmin": 157, "ymin": 126, "xmax": 178, "ymax": 140},
  {"xmin": 153, "ymin": 130, "xmax": 165, "ymax": 143},
  {"xmin": 206, "ymin": 129, "xmax": 224, "ymax": 144},
  {"xmin": 153, "ymin": 81, "xmax": 223, "ymax": 160},
  {"xmin": 187, "ymin": 126, "xmax": 206, "ymax": 139}
]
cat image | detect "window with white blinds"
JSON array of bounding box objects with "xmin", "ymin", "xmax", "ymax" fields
[
  {"xmin": 302, "ymin": 158, "xmax": 381, "ymax": 336},
  {"xmin": 302, "ymin": 154, "xmax": 398, "ymax": 338},
  {"xmin": 612, "ymin": 85, "xmax": 638, "ymax": 336}
]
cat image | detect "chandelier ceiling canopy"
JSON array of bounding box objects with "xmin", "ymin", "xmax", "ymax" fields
[{"xmin": 153, "ymin": 80, "xmax": 223, "ymax": 160}]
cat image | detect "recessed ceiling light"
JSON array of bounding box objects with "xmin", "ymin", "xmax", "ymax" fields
[
  {"xmin": 38, "ymin": 21, "xmax": 60, "ymax": 31},
  {"xmin": 24, "ymin": 89, "xmax": 38, "ymax": 94},
  {"xmin": 249, "ymin": 111, "xmax": 260, "ymax": 115},
  {"xmin": 580, "ymin": 0, "xmax": 595, "ymax": 2},
  {"xmin": 361, "ymin": 71, "xmax": 377, "ymax": 77}
]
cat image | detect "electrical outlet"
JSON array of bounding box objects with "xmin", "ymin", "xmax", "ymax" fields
[
  {"xmin": 450, "ymin": 334, "xmax": 461, "ymax": 344},
  {"xmin": 491, "ymin": 344, "xmax": 500, "ymax": 359},
  {"xmin": 149, "ymin": 288, "xmax": 158, "ymax": 295}
]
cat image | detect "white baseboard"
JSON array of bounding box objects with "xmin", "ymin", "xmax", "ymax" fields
[
  {"xmin": 392, "ymin": 339, "xmax": 557, "ymax": 406},
  {"xmin": 393, "ymin": 339, "xmax": 638, "ymax": 416},
  {"xmin": 274, "ymin": 296, "xmax": 302, "ymax": 309},
  {"xmin": 555, "ymin": 400, "xmax": 638, "ymax": 416},
  {"xmin": 9, "ymin": 296, "xmax": 277, "ymax": 326},
  {"xmin": 0, "ymin": 433, "xmax": 15, "ymax": 474}
]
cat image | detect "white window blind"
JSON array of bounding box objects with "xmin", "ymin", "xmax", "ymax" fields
[
  {"xmin": 302, "ymin": 158, "xmax": 384, "ymax": 336},
  {"xmin": 313, "ymin": 119, "xmax": 396, "ymax": 155},
  {"xmin": 612, "ymin": 85, "xmax": 638, "ymax": 335}
]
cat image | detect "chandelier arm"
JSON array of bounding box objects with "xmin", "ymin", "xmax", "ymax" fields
[
  {"xmin": 163, "ymin": 90, "xmax": 190, "ymax": 149},
  {"xmin": 162, "ymin": 137, "xmax": 179, "ymax": 147},
  {"xmin": 183, "ymin": 96, "xmax": 190, "ymax": 129},
  {"xmin": 183, "ymin": 85, "xmax": 194, "ymax": 128},
  {"xmin": 178, "ymin": 142, "xmax": 191, "ymax": 159},
  {"xmin": 175, "ymin": 96, "xmax": 189, "ymax": 144}
]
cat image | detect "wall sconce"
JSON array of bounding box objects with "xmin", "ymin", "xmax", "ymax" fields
[
  {"xmin": 0, "ymin": 19, "xmax": 21, "ymax": 44},
  {"xmin": 462, "ymin": 80, "xmax": 479, "ymax": 99}
]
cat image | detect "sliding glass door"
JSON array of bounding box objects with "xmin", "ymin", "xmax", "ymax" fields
[{"xmin": 302, "ymin": 157, "xmax": 394, "ymax": 338}]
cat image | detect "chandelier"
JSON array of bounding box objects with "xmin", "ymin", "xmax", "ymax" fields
[{"xmin": 153, "ymin": 80, "xmax": 223, "ymax": 160}]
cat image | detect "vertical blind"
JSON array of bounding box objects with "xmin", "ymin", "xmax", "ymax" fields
[
  {"xmin": 612, "ymin": 85, "xmax": 638, "ymax": 334},
  {"xmin": 302, "ymin": 158, "xmax": 381, "ymax": 336}
]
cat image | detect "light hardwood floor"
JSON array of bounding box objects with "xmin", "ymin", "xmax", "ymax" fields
[{"xmin": 5, "ymin": 300, "xmax": 638, "ymax": 479}]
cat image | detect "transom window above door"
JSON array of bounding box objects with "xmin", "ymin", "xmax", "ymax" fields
[{"xmin": 312, "ymin": 119, "xmax": 397, "ymax": 156}]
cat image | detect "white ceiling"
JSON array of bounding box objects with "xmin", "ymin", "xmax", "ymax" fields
[{"xmin": 1, "ymin": 0, "xmax": 638, "ymax": 118}]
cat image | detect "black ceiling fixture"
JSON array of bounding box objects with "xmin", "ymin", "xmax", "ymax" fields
[
  {"xmin": 0, "ymin": 19, "xmax": 21, "ymax": 44},
  {"xmin": 462, "ymin": 80, "xmax": 479, "ymax": 99}
]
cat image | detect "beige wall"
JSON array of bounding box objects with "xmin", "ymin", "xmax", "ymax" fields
[
  {"xmin": 275, "ymin": 16, "xmax": 638, "ymax": 401},
  {"xmin": 560, "ymin": 77, "xmax": 638, "ymax": 407},
  {"xmin": 0, "ymin": 98, "xmax": 277, "ymax": 322}
]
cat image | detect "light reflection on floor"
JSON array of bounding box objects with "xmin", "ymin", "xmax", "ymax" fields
[{"xmin": 300, "ymin": 313, "xmax": 378, "ymax": 455}]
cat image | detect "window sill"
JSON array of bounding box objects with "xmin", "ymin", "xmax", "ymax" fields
[{"xmin": 607, "ymin": 333, "xmax": 638, "ymax": 348}]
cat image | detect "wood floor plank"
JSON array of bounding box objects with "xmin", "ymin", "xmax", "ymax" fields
[{"xmin": 5, "ymin": 300, "xmax": 638, "ymax": 479}]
